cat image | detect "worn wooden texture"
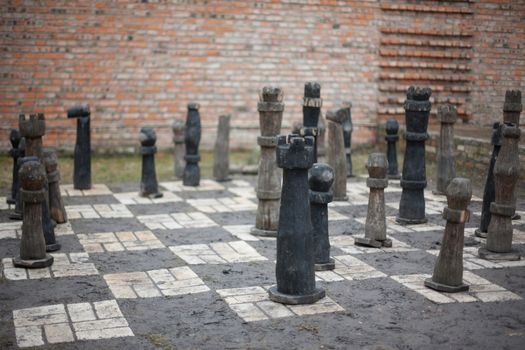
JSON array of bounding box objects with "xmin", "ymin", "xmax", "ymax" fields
[
  {"xmin": 7, "ymin": 128, "xmax": 21, "ymax": 205},
  {"xmin": 435, "ymin": 104, "xmax": 457, "ymax": 195},
  {"xmin": 183, "ymin": 103, "xmax": 202, "ymax": 186},
  {"xmin": 341, "ymin": 101, "xmax": 353, "ymax": 177},
  {"xmin": 172, "ymin": 119, "xmax": 185, "ymax": 179},
  {"xmin": 326, "ymin": 109, "xmax": 348, "ymax": 201},
  {"xmin": 302, "ymin": 82, "xmax": 322, "ymax": 163},
  {"xmin": 385, "ymin": 119, "xmax": 400, "ymax": 179},
  {"xmin": 213, "ymin": 114, "xmax": 231, "ymax": 182},
  {"xmin": 139, "ymin": 127, "xmax": 162, "ymax": 198},
  {"xmin": 9, "ymin": 138, "xmax": 25, "ymax": 220},
  {"xmin": 67, "ymin": 105, "xmax": 92, "ymax": 190},
  {"xmin": 43, "ymin": 148, "xmax": 67, "ymax": 223}
]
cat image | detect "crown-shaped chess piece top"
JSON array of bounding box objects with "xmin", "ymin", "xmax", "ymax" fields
[
  {"xmin": 261, "ymin": 86, "xmax": 283, "ymax": 102},
  {"xmin": 503, "ymin": 90, "xmax": 522, "ymax": 124},
  {"xmin": 438, "ymin": 104, "xmax": 457, "ymax": 124},
  {"xmin": 276, "ymin": 135, "xmax": 315, "ymax": 170},
  {"xmin": 406, "ymin": 86, "xmax": 432, "ymax": 101},
  {"xmin": 19, "ymin": 113, "xmax": 45, "ymax": 138}
]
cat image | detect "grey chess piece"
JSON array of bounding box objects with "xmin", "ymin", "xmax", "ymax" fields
[
  {"xmin": 139, "ymin": 127, "xmax": 162, "ymax": 198},
  {"xmin": 326, "ymin": 109, "xmax": 348, "ymax": 201},
  {"xmin": 172, "ymin": 119, "xmax": 185, "ymax": 179},
  {"xmin": 213, "ymin": 114, "xmax": 232, "ymax": 182},
  {"xmin": 434, "ymin": 104, "xmax": 457, "ymax": 195}
]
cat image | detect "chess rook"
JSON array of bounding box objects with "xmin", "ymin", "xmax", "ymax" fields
[
  {"xmin": 434, "ymin": 104, "xmax": 457, "ymax": 195},
  {"xmin": 479, "ymin": 90, "xmax": 522, "ymax": 261},
  {"xmin": 172, "ymin": 119, "xmax": 185, "ymax": 178},
  {"xmin": 183, "ymin": 103, "xmax": 201, "ymax": 186},
  {"xmin": 309, "ymin": 163, "xmax": 335, "ymax": 271},
  {"xmin": 213, "ymin": 114, "xmax": 231, "ymax": 182},
  {"xmin": 13, "ymin": 158, "xmax": 54, "ymax": 268},
  {"xmin": 269, "ymin": 135, "xmax": 325, "ymax": 305},
  {"xmin": 7, "ymin": 129, "xmax": 22, "ymax": 205},
  {"xmin": 425, "ymin": 178, "xmax": 472, "ymax": 292},
  {"xmin": 385, "ymin": 119, "xmax": 400, "ymax": 179},
  {"xmin": 397, "ymin": 86, "xmax": 431, "ymax": 225},
  {"xmin": 326, "ymin": 109, "xmax": 348, "ymax": 201},
  {"xmin": 476, "ymin": 123, "xmax": 502, "ymax": 238},
  {"xmin": 355, "ymin": 153, "xmax": 392, "ymax": 248},
  {"xmin": 43, "ymin": 148, "xmax": 67, "ymax": 224},
  {"xmin": 252, "ymin": 87, "xmax": 284, "ymax": 237},
  {"xmin": 302, "ymin": 82, "xmax": 322, "ymax": 163},
  {"xmin": 341, "ymin": 101, "xmax": 353, "ymax": 177},
  {"xmin": 67, "ymin": 104, "xmax": 92, "ymax": 190},
  {"xmin": 9, "ymin": 138, "xmax": 25, "ymax": 220},
  {"xmin": 139, "ymin": 127, "xmax": 162, "ymax": 198}
]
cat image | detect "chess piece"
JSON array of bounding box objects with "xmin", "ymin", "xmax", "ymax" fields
[
  {"xmin": 172, "ymin": 119, "xmax": 185, "ymax": 178},
  {"xmin": 385, "ymin": 119, "xmax": 400, "ymax": 179},
  {"xmin": 355, "ymin": 153, "xmax": 392, "ymax": 248},
  {"xmin": 317, "ymin": 111, "xmax": 327, "ymax": 162},
  {"xmin": 479, "ymin": 90, "xmax": 522, "ymax": 261},
  {"xmin": 434, "ymin": 105, "xmax": 457, "ymax": 195},
  {"xmin": 10, "ymin": 140, "xmax": 26, "ymax": 220},
  {"xmin": 397, "ymin": 86, "xmax": 431, "ymax": 224},
  {"xmin": 425, "ymin": 177, "xmax": 472, "ymax": 292},
  {"xmin": 7, "ymin": 128, "xmax": 22, "ymax": 205},
  {"xmin": 139, "ymin": 127, "xmax": 162, "ymax": 198},
  {"xmin": 12, "ymin": 158, "xmax": 54, "ymax": 268},
  {"xmin": 302, "ymin": 82, "xmax": 322, "ymax": 163},
  {"xmin": 475, "ymin": 123, "xmax": 502, "ymax": 238},
  {"xmin": 269, "ymin": 135, "xmax": 325, "ymax": 305},
  {"xmin": 251, "ymin": 87, "xmax": 284, "ymax": 237},
  {"xmin": 183, "ymin": 103, "xmax": 201, "ymax": 186},
  {"xmin": 326, "ymin": 109, "xmax": 348, "ymax": 201},
  {"xmin": 68, "ymin": 104, "xmax": 92, "ymax": 190},
  {"xmin": 309, "ymin": 163, "xmax": 335, "ymax": 271},
  {"xmin": 292, "ymin": 121, "xmax": 302, "ymax": 135},
  {"xmin": 213, "ymin": 114, "xmax": 231, "ymax": 182},
  {"xmin": 341, "ymin": 101, "xmax": 353, "ymax": 177},
  {"xmin": 19, "ymin": 113, "xmax": 60, "ymax": 251},
  {"xmin": 43, "ymin": 149, "xmax": 67, "ymax": 224}
]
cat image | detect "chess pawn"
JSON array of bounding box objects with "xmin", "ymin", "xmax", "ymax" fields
[
  {"xmin": 183, "ymin": 103, "xmax": 201, "ymax": 186},
  {"xmin": 13, "ymin": 158, "xmax": 54, "ymax": 268},
  {"xmin": 326, "ymin": 109, "xmax": 348, "ymax": 201},
  {"xmin": 341, "ymin": 101, "xmax": 353, "ymax": 177},
  {"xmin": 172, "ymin": 119, "xmax": 185, "ymax": 178},
  {"xmin": 67, "ymin": 104, "xmax": 92, "ymax": 190},
  {"xmin": 139, "ymin": 127, "xmax": 162, "ymax": 198},
  {"xmin": 213, "ymin": 114, "xmax": 231, "ymax": 182},
  {"xmin": 302, "ymin": 82, "xmax": 322, "ymax": 163},
  {"xmin": 434, "ymin": 104, "xmax": 457, "ymax": 195},
  {"xmin": 425, "ymin": 178, "xmax": 472, "ymax": 292},
  {"xmin": 355, "ymin": 153, "xmax": 392, "ymax": 248},
  {"xmin": 397, "ymin": 86, "xmax": 431, "ymax": 225},
  {"xmin": 476, "ymin": 123, "xmax": 502, "ymax": 238},
  {"xmin": 309, "ymin": 163, "xmax": 335, "ymax": 271},
  {"xmin": 385, "ymin": 119, "xmax": 400, "ymax": 179},
  {"xmin": 43, "ymin": 149, "xmax": 67, "ymax": 224},
  {"xmin": 251, "ymin": 87, "xmax": 284, "ymax": 237},
  {"xmin": 269, "ymin": 135, "xmax": 325, "ymax": 305},
  {"xmin": 10, "ymin": 141, "xmax": 26, "ymax": 220},
  {"xmin": 7, "ymin": 128, "xmax": 22, "ymax": 205}
]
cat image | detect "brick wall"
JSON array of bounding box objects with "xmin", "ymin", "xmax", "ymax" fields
[{"xmin": 0, "ymin": 0, "xmax": 523, "ymax": 153}]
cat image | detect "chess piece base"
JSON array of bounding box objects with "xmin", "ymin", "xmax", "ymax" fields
[
  {"xmin": 395, "ymin": 216, "xmax": 427, "ymax": 225},
  {"xmin": 13, "ymin": 254, "xmax": 54, "ymax": 269},
  {"xmin": 46, "ymin": 242, "xmax": 61, "ymax": 252},
  {"xmin": 315, "ymin": 258, "xmax": 335, "ymax": 271},
  {"xmin": 478, "ymin": 247, "xmax": 521, "ymax": 261},
  {"xmin": 215, "ymin": 177, "xmax": 232, "ymax": 183},
  {"xmin": 6, "ymin": 197, "xmax": 15, "ymax": 205},
  {"xmin": 250, "ymin": 227, "xmax": 277, "ymax": 238},
  {"xmin": 388, "ymin": 174, "xmax": 401, "ymax": 180},
  {"xmin": 424, "ymin": 278, "xmax": 469, "ymax": 293},
  {"xmin": 140, "ymin": 192, "xmax": 163, "ymax": 199},
  {"xmin": 333, "ymin": 195, "xmax": 348, "ymax": 202},
  {"xmin": 268, "ymin": 286, "xmax": 325, "ymax": 305},
  {"xmin": 512, "ymin": 213, "xmax": 521, "ymax": 220},
  {"xmin": 355, "ymin": 237, "xmax": 392, "ymax": 248},
  {"xmin": 474, "ymin": 229, "xmax": 487, "ymax": 239},
  {"xmin": 9, "ymin": 212, "xmax": 22, "ymax": 220}
]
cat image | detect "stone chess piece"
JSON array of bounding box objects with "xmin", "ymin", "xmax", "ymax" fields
[
  {"xmin": 355, "ymin": 153, "xmax": 392, "ymax": 248},
  {"xmin": 341, "ymin": 101, "xmax": 353, "ymax": 177},
  {"xmin": 139, "ymin": 127, "xmax": 162, "ymax": 198},
  {"xmin": 302, "ymin": 82, "xmax": 322, "ymax": 163},
  {"xmin": 43, "ymin": 148, "xmax": 67, "ymax": 224},
  {"xmin": 317, "ymin": 111, "xmax": 327, "ymax": 162},
  {"xmin": 213, "ymin": 114, "xmax": 231, "ymax": 182},
  {"xmin": 183, "ymin": 103, "xmax": 201, "ymax": 186},
  {"xmin": 172, "ymin": 119, "xmax": 185, "ymax": 179},
  {"xmin": 309, "ymin": 163, "xmax": 335, "ymax": 271},
  {"xmin": 269, "ymin": 135, "xmax": 325, "ymax": 305},
  {"xmin": 251, "ymin": 87, "xmax": 284, "ymax": 237},
  {"xmin": 385, "ymin": 119, "xmax": 400, "ymax": 179},
  {"xmin": 13, "ymin": 158, "xmax": 54, "ymax": 268},
  {"xmin": 326, "ymin": 109, "xmax": 348, "ymax": 201},
  {"xmin": 67, "ymin": 104, "xmax": 92, "ymax": 190},
  {"xmin": 7, "ymin": 128, "xmax": 22, "ymax": 205},
  {"xmin": 9, "ymin": 138, "xmax": 25, "ymax": 220},
  {"xmin": 434, "ymin": 104, "xmax": 457, "ymax": 195},
  {"xmin": 425, "ymin": 177, "xmax": 472, "ymax": 292},
  {"xmin": 397, "ymin": 86, "xmax": 431, "ymax": 225}
]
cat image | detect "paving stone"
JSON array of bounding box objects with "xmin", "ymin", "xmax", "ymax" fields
[
  {"xmin": 61, "ymin": 184, "xmax": 112, "ymax": 197},
  {"xmin": 330, "ymin": 235, "xmax": 416, "ymax": 254},
  {"xmin": 78, "ymin": 230, "xmax": 164, "ymax": 253},
  {"xmin": 160, "ymin": 179, "xmax": 224, "ymax": 192},
  {"xmin": 66, "ymin": 204, "xmax": 133, "ymax": 219},
  {"xmin": 170, "ymin": 241, "xmax": 267, "ymax": 264},
  {"xmin": 137, "ymin": 212, "xmax": 217, "ymax": 230},
  {"xmin": 113, "ymin": 191, "xmax": 182, "ymax": 205},
  {"xmin": 187, "ymin": 197, "xmax": 257, "ymax": 213}
]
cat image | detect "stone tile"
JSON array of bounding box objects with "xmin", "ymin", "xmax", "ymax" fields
[
  {"xmin": 315, "ymin": 255, "xmax": 387, "ymax": 282},
  {"xmin": 104, "ymin": 266, "xmax": 209, "ymax": 299},
  {"xmin": 66, "ymin": 204, "xmax": 133, "ymax": 219},
  {"xmin": 0, "ymin": 221, "xmax": 22, "ymax": 239},
  {"xmin": 169, "ymin": 241, "xmax": 267, "ymax": 265},
  {"xmin": 160, "ymin": 179, "xmax": 225, "ymax": 192},
  {"xmin": 187, "ymin": 197, "xmax": 256, "ymax": 213},
  {"xmin": 113, "ymin": 191, "xmax": 183, "ymax": 205},
  {"xmin": 330, "ymin": 235, "xmax": 416, "ymax": 254},
  {"xmin": 0, "ymin": 197, "xmax": 10, "ymax": 210},
  {"xmin": 61, "ymin": 184, "xmax": 112, "ymax": 197},
  {"xmin": 228, "ymin": 187, "xmax": 256, "ymax": 199},
  {"xmin": 328, "ymin": 209, "xmax": 348, "ymax": 221},
  {"xmin": 78, "ymin": 230, "xmax": 164, "ymax": 253},
  {"xmin": 137, "ymin": 212, "xmax": 217, "ymax": 230},
  {"xmin": 44, "ymin": 323, "xmax": 75, "ymax": 344},
  {"xmin": 2, "ymin": 253, "xmax": 98, "ymax": 280}
]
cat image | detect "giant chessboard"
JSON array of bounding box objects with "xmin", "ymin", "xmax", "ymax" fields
[{"xmin": 1, "ymin": 176, "xmax": 524, "ymax": 349}]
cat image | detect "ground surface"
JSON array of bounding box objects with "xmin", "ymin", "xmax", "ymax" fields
[{"xmin": 1, "ymin": 175, "xmax": 525, "ymax": 350}]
